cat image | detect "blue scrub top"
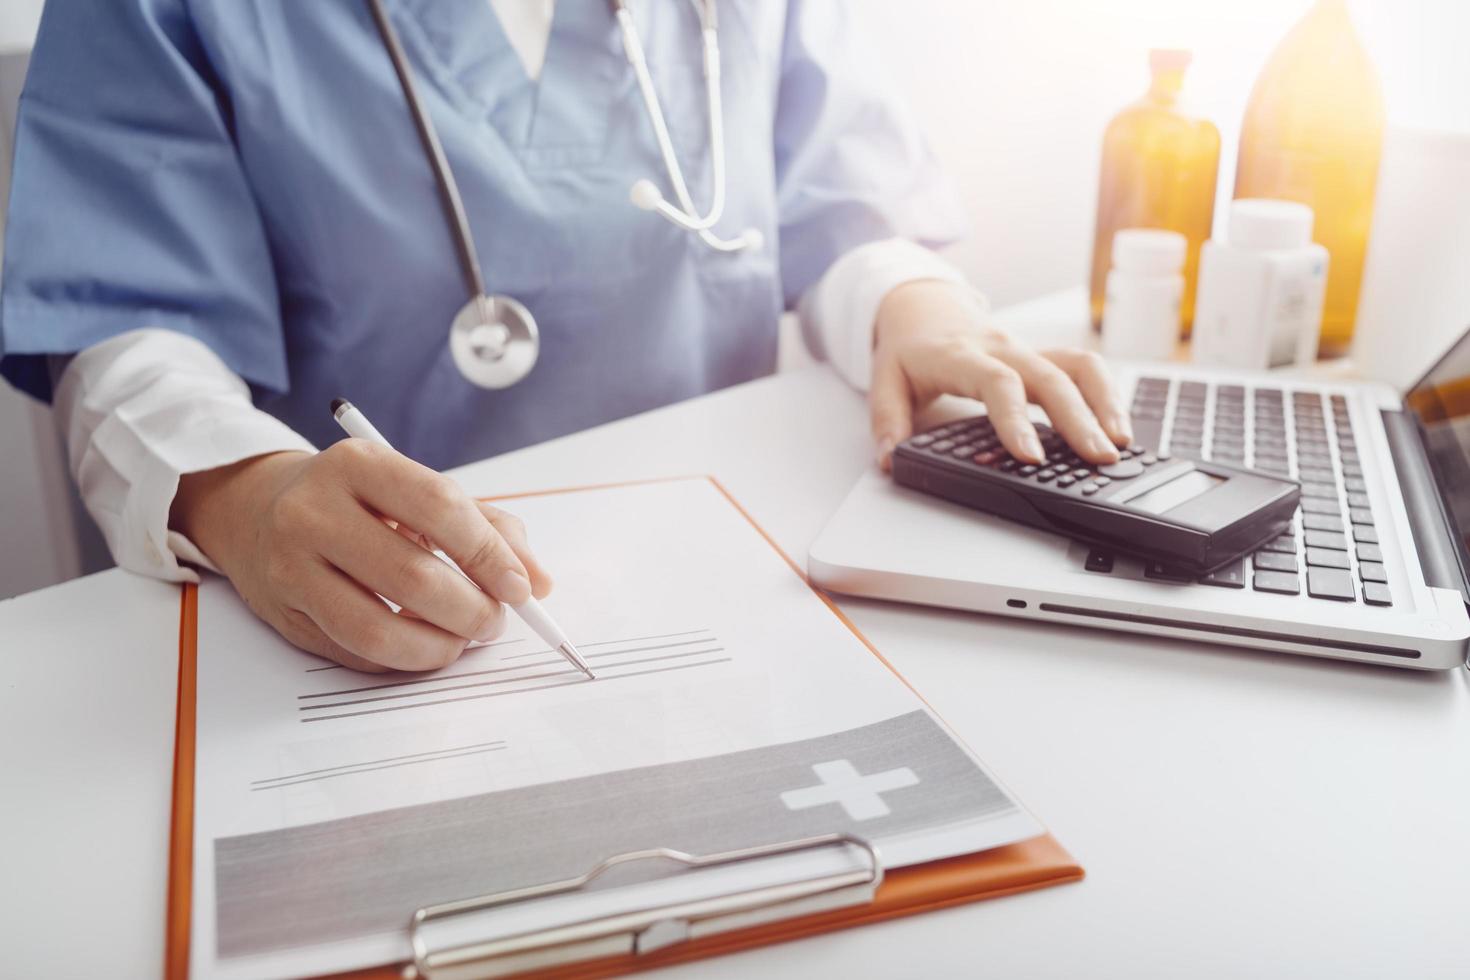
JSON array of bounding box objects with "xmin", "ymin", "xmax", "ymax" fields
[{"xmin": 0, "ymin": 0, "xmax": 962, "ymax": 471}]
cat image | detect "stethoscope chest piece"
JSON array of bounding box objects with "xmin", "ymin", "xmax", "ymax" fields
[{"xmin": 449, "ymin": 294, "xmax": 539, "ymax": 389}]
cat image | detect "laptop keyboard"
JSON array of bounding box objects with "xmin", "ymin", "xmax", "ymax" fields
[{"xmin": 1081, "ymin": 376, "xmax": 1393, "ymax": 607}]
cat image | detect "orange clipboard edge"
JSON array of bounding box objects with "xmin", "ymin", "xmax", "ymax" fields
[{"xmin": 166, "ymin": 476, "xmax": 1082, "ymax": 980}]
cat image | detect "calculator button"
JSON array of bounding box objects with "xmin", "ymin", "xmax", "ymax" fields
[
  {"xmin": 1084, "ymin": 549, "xmax": 1114, "ymax": 573},
  {"xmin": 973, "ymin": 450, "xmax": 1003, "ymax": 466},
  {"xmin": 951, "ymin": 444, "xmax": 977, "ymax": 457},
  {"xmin": 1071, "ymin": 468, "xmax": 1092, "ymax": 479},
  {"xmin": 1081, "ymin": 482, "xmax": 1101, "ymax": 495},
  {"xmin": 1139, "ymin": 454, "xmax": 1157, "ymax": 466},
  {"xmin": 1307, "ymin": 567, "xmax": 1356, "ymax": 601},
  {"xmin": 1019, "ymin": 464, "xmax": 1039, "ymax": 476},
  {"xmin": 1092, "ymin": 476, "xmax": 1112, "ymax": 487},
  {"xmin": 1097, "ymin": 459, "xmax": 1145, "ymax": 479},
  {"xmin": 1056, "ymin": 475, "xmax": 1076, "ymax": 488},
  {"xmin": 1358, "ymin": 561, "xmax": 1388, "ymax": 583},
  {"xmin": 1363, "ymin": 582, "xmax": 1392, "ymax": 606},
  {"xmin": 1036, "ymin": 469, "xmax": 1058, "ymax": 482},
  {"xmin": 1253, "ymin": 570, "xmax": 1301, "ymax": 595},
  {"xmin": 910, "ymin": 434, "xmax": 936, "ymax": 447},
  {"xmin": 932, "ymin": 439, "xmax": 955, "ymax": 452},
  {"xmin": 1254, "ymin": 551, "xmax": 1298, "ymax": 573},
  {"xmin": 999, "ymin": 459, "xmax": 1018, "ymax": 472}
]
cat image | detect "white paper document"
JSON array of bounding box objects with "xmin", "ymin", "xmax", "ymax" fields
[{"xmin": 189, "ymin": 477, "xmax": 1041, "ymax": 979}]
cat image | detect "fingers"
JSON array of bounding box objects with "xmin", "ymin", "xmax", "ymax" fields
[
  {"xmin": 478, "ymin": 503, "xmax": 553, "ymax": 599},
  {"xmin": 1044, "ymin": 348, "xmax": 1133, "ymax": 447},
  {"xmin": 317, "ymin": 508, "xmax": 506, "ymax": 643},
  {"xmin": 989, "ymin": 346, "xmax": 1119, "ymax": 464},
  {"xmin": 293, "ymin": 560, "xmax": 469, "ymax": 671},
  {"xmin": 928, "ymin": 349, "xmax": 1044, "ymax": 463},
  {"xmin": 869, "ymin": 356, "xmax": 914, "ymax": 472},
  {"xmin": 331, "ymin": 440, "xmax": 532, "ymax": 605}
]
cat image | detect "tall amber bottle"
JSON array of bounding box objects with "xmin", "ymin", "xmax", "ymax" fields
[
  {"xmin": 1089, "ymin": 49, "xmax": 1220, "ymax": 335},
  {"xmin": 1234, "ymin": 0, "xmax": 1384, "ymax": 357}
]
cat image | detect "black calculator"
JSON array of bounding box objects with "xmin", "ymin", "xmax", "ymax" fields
[{"xmin": 892, "ymin": 415, "xmax": 1301, "ymax": 574}]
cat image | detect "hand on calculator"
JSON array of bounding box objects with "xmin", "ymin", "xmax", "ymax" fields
[{"xmin": 868, "ymin": 281, "xmax": 1133, "ymax": 470}]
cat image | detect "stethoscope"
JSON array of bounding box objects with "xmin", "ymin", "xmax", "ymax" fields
[{"xmin": 366, "ymin": 0, "xmax": 760, "ymax": 390}]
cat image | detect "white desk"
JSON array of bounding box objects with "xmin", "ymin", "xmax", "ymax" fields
[{"xmin": 5, "ymin": 333, "xmax": 1469, "ymax": 978}]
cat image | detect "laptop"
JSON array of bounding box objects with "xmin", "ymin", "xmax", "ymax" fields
[{"xmin": 809, "ymin": 326, "xmax": 1470, "ymax": 670}]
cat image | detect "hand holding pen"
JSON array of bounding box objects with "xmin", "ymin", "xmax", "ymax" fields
[
  {"xmin": 332, "ymin": 399, "xmax": 593, "ymax": 678},
  {"xmin": 169, "ymin": 400, "xmax": 589, "ymax": 677}
]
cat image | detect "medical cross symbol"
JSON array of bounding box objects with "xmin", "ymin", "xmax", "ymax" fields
[{"xmin": 779, "ymin": 759, "xmax": 920, "ymax": 821}]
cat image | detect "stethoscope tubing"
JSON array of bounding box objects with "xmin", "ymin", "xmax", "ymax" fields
[
  {"xmin": 366, "ymin": 0, "xmax": 488, "ymax": 304},
  {"xmin": 365, "ymin": 0, "xmax": 753, "ymax": 388}
]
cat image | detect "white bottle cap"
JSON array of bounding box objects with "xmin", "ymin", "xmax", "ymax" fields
[
  {"xmin": 1229, "ymin": 199, "xmax": 1314, "ymax": 251},
  {"xmin": 1111, "ymin": 228, "xmax": 1187, "ymax": 275}
]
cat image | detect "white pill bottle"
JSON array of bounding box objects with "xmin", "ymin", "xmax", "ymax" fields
[
  {"xmin": 1100, "ymin": 229, "xmax": 1187, "ymax": 361},
  {"xmin": 1192, "ymin": 199, "xmax": 1329, "ymax": 370}
]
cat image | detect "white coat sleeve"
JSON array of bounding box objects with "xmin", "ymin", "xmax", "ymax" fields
[
  {"xmin": 797, "ymin": 237, "xmax": 986, "ymax": 391},
  {"xmin": 53, "ymin": 328, "xmax": 317, "ymax": 582}
]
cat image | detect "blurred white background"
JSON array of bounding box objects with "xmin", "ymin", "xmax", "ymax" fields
[{"xmin": 1, "ymin": 0, "xmax": 1467, "ymax": 597}]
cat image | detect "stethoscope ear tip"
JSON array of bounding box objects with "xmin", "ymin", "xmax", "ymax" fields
[{"xmin": 629, "ymin": 179, "xmax": 664, "ymax": 212}]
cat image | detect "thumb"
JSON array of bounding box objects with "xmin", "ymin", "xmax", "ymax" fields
[{"xmin": 870, "ymin": 357, "xmax": 914, "ymax": 472}]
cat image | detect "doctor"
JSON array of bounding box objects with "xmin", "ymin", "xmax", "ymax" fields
[{"xmin": 0, "ymin": 0, "xmax": 1130, "ymax": 672}]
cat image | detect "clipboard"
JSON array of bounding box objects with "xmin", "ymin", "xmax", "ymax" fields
[{"xmin": 166, "ymin": 477, "xmax": 1083, "ymax": 979}]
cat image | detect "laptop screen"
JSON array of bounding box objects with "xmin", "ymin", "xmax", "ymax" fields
[{"xmin": 1404, "ymin": 326, "xmax": 1470, "ymax": 552}]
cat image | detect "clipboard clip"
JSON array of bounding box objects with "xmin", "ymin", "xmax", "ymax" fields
[{"xmin": 405, "ymin": 833, "xmax": 884, "ymax": 980}]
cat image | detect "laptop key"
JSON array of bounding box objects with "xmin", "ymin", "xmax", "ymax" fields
[
  {"xmin": 1253, "ymin": 570, "xmax": 1301, "ymax": 595},
  {"xmin": 1363, "ymin": 582, "xmax": 1392, "ymax": 606},
  {"xmin": 1084, "ymin": 549, "xmax": 1114, "ymax": 573},
  {"xmin": 1358, "ymin": 561, "xmax": 1388, "ymax": 583},
  {"xmin": 1199, "ymin": 559, "xmax": 1246, "ymax": 589},
  {"xmin": 1261, "ymin": 533, "xmax": 1298, "ymax": 554},
  {"xmin": 1254, "ymin": 551, "xmax": 1298, "ymax": 573},
  {"xmin": 1303, "ymin": 513, "xmax": 1345, "ymax": 532},
  {"xmin": 1344, "ymin": 477, "xmax": 1367, "ymax": 493},
  {"xmin": 1302, "ymin": 497, "xmax": 1342, "ymax": 516},
  {"xmin": 1307, "ymin": 567, "xmax": 1356, "ymax": 601},
  {"xmin": 1306, "ymin": 547, "xmax": 1351, "ymax": 570},
  {"xmin": 1353, "ymin": 525, "xmax": 1379, "ymax": 544},
  {"xmin": 1348, "ymin": 507, "xmax": 1374, "ymax": 525},
  {"xmin": 1300, "ymin": 482, "xmax": 1338, "ymax": 499},
  {"xmin": 1346, "ymin": 492, "xmax": 1370, "ymax": 508},
  {"xmin": 1356, "ymin": 542, "xmax": 1382, "ymax": 562},
  {"xmin": 1145, "ymin": 562, "xmax": 1193, "ymax": 582},
  {"xmin": 1304, "ymin": 529, "xmax": 1346, "ymax": 550}
]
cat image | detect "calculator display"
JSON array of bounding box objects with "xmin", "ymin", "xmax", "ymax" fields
[{"xmin": 1122, "ymin": 470, "xmax": 1224, "ymax": 515}]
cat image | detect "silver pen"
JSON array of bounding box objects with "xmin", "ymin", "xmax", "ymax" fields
[{"xmin": 330, "ymin": 398, "xmax": 594, "ymax": 679}]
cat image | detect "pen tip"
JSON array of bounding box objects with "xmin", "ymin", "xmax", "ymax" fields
[
  {"xmin": 330, "ymin": 397, "xmax": 347, "ymax": 416},
  {"xmin": 559, "ymin": 641, "xmax": 595, "ymax": 680}
]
